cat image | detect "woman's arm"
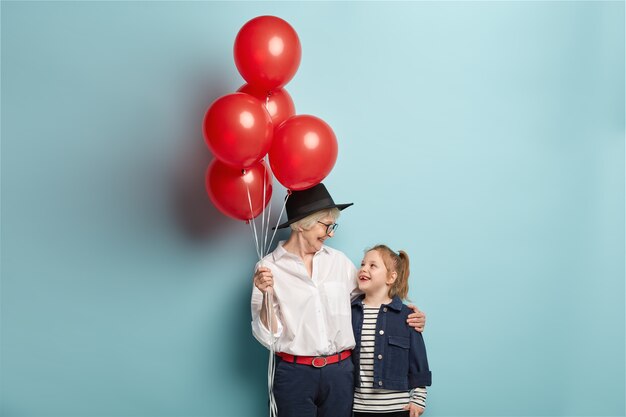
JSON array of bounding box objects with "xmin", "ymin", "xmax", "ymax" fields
[
  {"xmin": 406, "ymin": 305, "xmax": 426, "ymax": 332},
  {"xmin": 251, "ymin": 266, "xmax": 283, "ymax": 348},
  {"xmin": 254, "ymin": 267, "xmax": 279, "ymax": 332}
]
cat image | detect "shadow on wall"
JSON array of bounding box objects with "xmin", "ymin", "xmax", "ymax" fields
[
  {"xmin": 172, "ymin": 63, "xmax": 294, "ymax": 416},
  {"xmin": 227, "ymin": 280, "xmax": 273, "ymax": 416},
  {"xmin": 169, "ymin": 65, "xmax": 234, "ymax": 242}
]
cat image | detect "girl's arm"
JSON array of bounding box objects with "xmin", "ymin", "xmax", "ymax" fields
[
  {"xmin": 405, "ymin": 401, "xmax": 425, "ymax": 417},
  {"xmin": 406, "ymin": 321, "xmax": 431, "ymax": 415},
  {"xmin": 409, "ymin": 387, "xmax": 427, "ymax": 415},
  {"xmin": 408, "ymin": 327, "xmax": 432, "ymax": 387}
]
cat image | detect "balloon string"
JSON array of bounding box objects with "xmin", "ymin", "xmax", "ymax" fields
[
  {"xmin": 262, "ymin": 199, "xmax": 272, "ymax": 256},
  {"xmin": 260, "ymin": 162, "xmax": 269, "ymax": 257},
  {"xmin": 261, "ymin": 159, "xmax": 270, "ymax": 257},
  {"xmin": 245, "ymin": 183, "xmax": 262, "ymax": 260},
  {"xmin": 261, "ymin": 160, "xmax": 279, "ymax": 417},
  {"xmin": 266, "ymin": 289, "xmax": 278, "ymax": 417},
  {"xmin": 266, "ymin": 193, "xmax": 289, "ymax": 256},
  {"xmin": 245, "ymin": 163, "xmax": 283, "ymax": 417},
  {"xmin": 247, "ymin": 219, "xmax": 260, "ymax": 260},
  {"xmin": 262, "ymin": 159, "xmax": 274, "ymax": 256}
]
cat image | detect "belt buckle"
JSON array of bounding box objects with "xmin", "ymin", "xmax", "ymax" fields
[{"xmin": 312, "ymin": 356, "xmax": 327, "ymax": 368}]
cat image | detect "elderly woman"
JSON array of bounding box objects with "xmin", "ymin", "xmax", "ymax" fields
[{"xmin": 251, "ymin": 183, "xmax": 426, "ymax": 417}]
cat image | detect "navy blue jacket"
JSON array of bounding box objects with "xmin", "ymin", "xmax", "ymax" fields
[{"xmin": 351, "ymin": 295, "xmax": 432, "ymax": 391}]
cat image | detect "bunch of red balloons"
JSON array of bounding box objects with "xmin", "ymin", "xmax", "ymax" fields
[{"xmin": 203, "ymin": 16, "xmax": 339, "ymax": 221}]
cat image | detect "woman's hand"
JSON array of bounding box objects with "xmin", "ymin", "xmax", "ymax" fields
[
  {"xmin": 254, "ymin": 266, "xmax": 278, "ymax": 332},
  {"xmin": 254, "ymin": 266, "xmax": 274, "ymax": 294},
  {"xmin": 406, "ymin": 304, "xmax": 426, "ymax": 332},
  {"xmin": 404, "ymin": 403, "xmax": 425, "ymax": 417}
]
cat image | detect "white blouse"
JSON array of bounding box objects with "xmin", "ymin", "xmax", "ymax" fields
[{"xmin": 251, "ymin": 241, "xmax": 358, "ymax": 356}]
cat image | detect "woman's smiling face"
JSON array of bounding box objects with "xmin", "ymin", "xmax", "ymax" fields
[{"xmin": 300, "ymin": 215, "xmax": 336, "ymax": 253}]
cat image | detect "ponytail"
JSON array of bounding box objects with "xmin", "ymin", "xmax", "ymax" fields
[{"xmin": 391, "ymin": 250, "xmax": 410, "ymax": 300}]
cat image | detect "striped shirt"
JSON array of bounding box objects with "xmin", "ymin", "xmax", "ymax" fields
[{"xmin": 353, "ymin": 305, "xmax": 427, "ymax": 413}]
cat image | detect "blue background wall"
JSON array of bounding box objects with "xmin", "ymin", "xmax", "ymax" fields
[{"xmin": 1, "ymin": 1, "xmax": 624, "ymax": 416}]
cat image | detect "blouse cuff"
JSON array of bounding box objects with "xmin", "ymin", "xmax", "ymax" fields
[{"xmin": 251, "ymin": 316, "xmax": 283, "ymax": 348}]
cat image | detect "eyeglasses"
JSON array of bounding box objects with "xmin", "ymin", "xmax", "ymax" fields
[{"xmin": 317, "ymin": 221, "xmax": 339, "ymax": 235}]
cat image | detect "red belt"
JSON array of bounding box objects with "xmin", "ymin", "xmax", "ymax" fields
[{"xmin": 277, "ymin": 350, "xmax": 352, "ymax": 368}]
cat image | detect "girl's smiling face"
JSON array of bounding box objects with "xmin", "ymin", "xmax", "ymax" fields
[{"xmin": 358, "ymin": 250, "xmax": 396, "ymax": 297}]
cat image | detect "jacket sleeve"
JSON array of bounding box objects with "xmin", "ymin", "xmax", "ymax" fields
[
  {"xmin": 408, "ymin": 321, "xmax": 432, "ymax": 388},
  {"xmin": 251, "ymin": 283, "xmax": 283, "ymax": 350}
]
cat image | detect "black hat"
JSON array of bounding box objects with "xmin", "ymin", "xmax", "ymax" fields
[{"xmin": 275, "ymin": 183, "xmax": 353, "ymax": 229}]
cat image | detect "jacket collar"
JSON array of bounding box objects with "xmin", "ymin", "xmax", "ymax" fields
[{"xmin": 351, "ymin": 295, "xmax": 404, "ymax": 312}]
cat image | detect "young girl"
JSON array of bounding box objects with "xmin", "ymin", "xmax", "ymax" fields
[{"xmin": 351, "ymin": 245, "xmax": 432, "ymax": 417}]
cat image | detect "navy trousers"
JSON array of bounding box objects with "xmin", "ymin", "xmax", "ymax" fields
[{"xmin": 272, "ymin": 356, "xmax": 354, "ymax": 417}]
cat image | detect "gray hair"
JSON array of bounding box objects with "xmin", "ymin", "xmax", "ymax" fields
[{"xmin": 290, "ymin": 208, "xmax": 341, "ymax": 231}]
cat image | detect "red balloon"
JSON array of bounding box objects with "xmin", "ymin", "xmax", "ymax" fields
[
  {"xmin": 206, "ymin": 159, "xmax": 272, "ymax": 221},
  {"xmin": 269, "ymin": 115, "xmax": 338, "ymax": 191},
  {"xmin": 234, "ymin": 16, "xmax": 302, "ymax": 91},
  {"xmin": 237, "ymin": 84, "xmax": 296, "ymax": 127},
  {"xmin": 203, "ymin": 93, "xmax": 273, "ymax": 168}
]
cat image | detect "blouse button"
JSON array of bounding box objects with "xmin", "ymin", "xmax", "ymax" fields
[
  {"xmin": 383, "ymin": 307, "xmax": 388, "ymax": 312},
  {"xmin": 378, "ymin": 381, "xmax": 383, "ymax": 386},
  {"xmin": 378, "ymin": 354, "xmax": 383, "ymax": 360},
  {"xmin": 379, "ymin": 330, "xmax": 384, "ymax": 335}
]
